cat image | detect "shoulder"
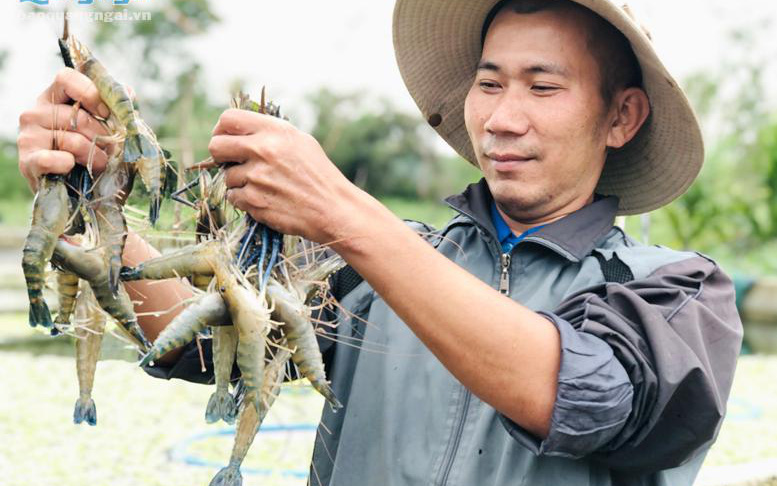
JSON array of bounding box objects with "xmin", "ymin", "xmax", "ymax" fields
[{"xmin": 591, "ymin": 226, "xmax": 713, "ymax": 281}]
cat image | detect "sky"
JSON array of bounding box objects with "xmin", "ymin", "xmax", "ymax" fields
[{"xmin": 0, "ymin": 0, "xmax": 775, "ymax": 141}]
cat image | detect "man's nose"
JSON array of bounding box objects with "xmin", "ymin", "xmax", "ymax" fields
[{"xmin": 483, "ymin": 96, "xmax": 530, "ymax": 136}]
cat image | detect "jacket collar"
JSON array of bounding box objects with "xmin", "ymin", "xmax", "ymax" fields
[{"xmin": 444, "ymin": 178, "xmax": 619, "ymax": 262}]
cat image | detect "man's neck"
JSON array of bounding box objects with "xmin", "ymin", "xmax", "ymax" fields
[{"xmin": 496, "ymin": 193, "xmax": 595, "ymax": 236}]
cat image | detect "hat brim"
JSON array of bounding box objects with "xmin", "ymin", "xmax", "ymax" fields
[{"xmin": 392, "ymin": 0, "xmax": 704, "ymax": 215}]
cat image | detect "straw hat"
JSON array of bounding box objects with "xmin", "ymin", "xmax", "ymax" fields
[{"xmin": 392, "ymin": 0, "xmax": 704, "ymax": 215}]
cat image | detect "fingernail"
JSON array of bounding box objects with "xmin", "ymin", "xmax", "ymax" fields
[{"xmin": 98, "ymin": 104, "xmax": 110, "ymax": 118}]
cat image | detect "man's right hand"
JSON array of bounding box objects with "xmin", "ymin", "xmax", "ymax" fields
[{"xmin": 17, "ymin": 67, "xmax": 114, "ymax": 192}]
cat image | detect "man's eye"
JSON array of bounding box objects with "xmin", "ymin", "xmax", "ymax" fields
[
  {"xmin": 532, "ymin": 84, "xmax": 559, "ymax": 92},
  {"xmin": 479, "ymin": 81, "xmax": 501, "ymax": 90}
]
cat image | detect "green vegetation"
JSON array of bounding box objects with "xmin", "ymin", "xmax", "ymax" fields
[{"xmin": 1, "ymin": 3, "xmax": 775, "ymax": 280}]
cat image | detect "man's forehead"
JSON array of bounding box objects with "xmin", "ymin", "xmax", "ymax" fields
[
  {"xmin": 481, "ymin": 21, "xmax": 593, "ymax": 76},
  {"xmin": 477, "ymin": 59, "xmax": 570, "ymax": 77}
]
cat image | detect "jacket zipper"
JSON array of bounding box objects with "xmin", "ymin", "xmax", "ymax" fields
[
  {"xmin": 439, "ymin": 388, "xmax": 472, "ymax": 486},
  {"xmin": 435, "ymin": 201, "xmax": 511, "ymax": 485},
  {"xmin": 499, "ymin": 252, "xmax": 512, "ymax": 294}
]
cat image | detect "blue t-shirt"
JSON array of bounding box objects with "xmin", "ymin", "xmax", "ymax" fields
[{"xmin": 490, "ymin": 201, "xmax": 546, "ymax": 253}]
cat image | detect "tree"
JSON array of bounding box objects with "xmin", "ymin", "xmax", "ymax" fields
[
  {"xmin": 307, "ymin": 88, "xmax": 450, "ymax": 199},
  {"xmin": 651, "ymin": 20, "xmax": 776, "ymax": 257}
]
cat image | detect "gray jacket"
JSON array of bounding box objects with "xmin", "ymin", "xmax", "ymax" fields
[
  {"xmin": 146, "ymin": 179, "xmax": 742, "ymax": 486},
  {"xmin": 311, "ymin": 179, "xmax": 742, "ymax": 486}
]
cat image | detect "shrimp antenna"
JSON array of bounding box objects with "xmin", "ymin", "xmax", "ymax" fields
[
  {"xmin": 62, "ymin": 11, "xmax": 69, "ymax": 40},
  {"xmin": 59, "ymin": 13, "xmax": 74, "ymax": 69}
]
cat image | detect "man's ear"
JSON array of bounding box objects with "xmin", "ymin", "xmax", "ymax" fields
[{"xmin": 606, "ymin": 87, "xmax": 650, "ymax": 149}]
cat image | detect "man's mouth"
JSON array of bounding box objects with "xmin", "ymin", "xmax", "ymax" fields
[{"xmin": 485, "ymin": 152, "xmax": 537, "ymax": 171}]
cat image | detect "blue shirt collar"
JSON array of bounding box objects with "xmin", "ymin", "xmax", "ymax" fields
[{"xmin": 490, "ymin": 200, "xmax": 547, "ymax": 253}]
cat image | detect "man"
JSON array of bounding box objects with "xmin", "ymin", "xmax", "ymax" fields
[{"xmin": 17, "ymin": 0, "xmax": 742, "ymax": 484}]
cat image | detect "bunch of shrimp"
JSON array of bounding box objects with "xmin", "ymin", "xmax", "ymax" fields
[
  {"xmin": 20, "ymin": 20, "xmax": 179, "ymax": 425},
  {"xmin": 119, "ymin": 223, "xmax": 344, "ymax": 486},
  {"xmin": 22, "ymin": 18, "xmax": 167, "ymax": 332},
  {"xmin": 114, "ymin": 89, "xmax": 346, "ymax": 485}
]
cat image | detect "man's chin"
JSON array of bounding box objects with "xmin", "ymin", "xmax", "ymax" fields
[{"xmin": 489, "ymin": 185, "xmax": 552, "ymax": 220}]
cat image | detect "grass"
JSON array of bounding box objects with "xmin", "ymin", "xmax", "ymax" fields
[
  {"xmin": 380, "ymin": 197, "xmax": 457, "ymax": 229},
  {"xmin": 0, "ymin": 198, "xmax": 33, "ymax": 227}
]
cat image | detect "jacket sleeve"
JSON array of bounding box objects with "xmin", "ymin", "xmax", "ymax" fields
[{"xmin": 501, "ymin": 254, "xmax": 743, "ymax": 473}]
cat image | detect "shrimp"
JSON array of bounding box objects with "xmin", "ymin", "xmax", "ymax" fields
[
  {"xmin": 196, "ymin": 170, "xmax": 228, "ymax": 242},
  {"xmin": 139, "ymin": 292, "xmax": 230, "ymax": 367},
  {"xmin": 296, "ymin": 254, "xmax": 347, "ymax": 303},
  {"xmin": 52, "ymin": 238, "xmax": 150, "ymax": 351},
  {"xmin": 54, "ymin": 269, "xmax": 80, "ymax": 332},
  {"xmin": 91, "ymin": 154, "xmax": 135, "ymax": 295},
  {"xmin": 187, "ymin": 170, "xmax": 237, "ymax": 425},
  {"xmin": 209, "ymin": 347, "xmax": 292, "ymax": 486},
  {"xmin": 73, "ymin": 281, "xmax": 106, "ymax": 426},
  {"xmin": 132, "ymin": 119, "xmax": 167, "ymax": 225},
  {"xmin": 62, "ymin": 21, "xmax": 166, "ymax": 225},
  {"xmin": 210, "ymin": 247, "xmax": 273, "ymax": 417},
  {"xmin": 267, "ymin": 278, "xmax": 342, "ymax": 409},
  {"xmin": 191, "ymin": 170, "xmax": 227, "ymax": 290},
  {"xmin": 22, "ymin": 175, "xmax": 70, "ymax": 328},
  {"xmin": 125, "ymin": 238, "xmax": 273, "ymax": 414},
  {"xmin": 119, "ymin": 239, "xmax": 220, "ymax": 282},
  {"xmin": 205, "ymin": 325, "xmax": 239, "ymax": 424}
]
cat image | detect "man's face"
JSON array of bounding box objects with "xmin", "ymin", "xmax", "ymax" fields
[{"xmin": 464, "ymin": 7, "xmax": 613, "ymax": 223}]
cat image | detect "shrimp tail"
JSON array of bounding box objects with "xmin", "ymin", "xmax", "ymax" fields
[
  {"xmin": 119, "ymin": 265, "xmax": 142, "ymax": 281},
  {"xmin": 208, "ymin": 325, "xmax": 238, "ymax": 424},
  {"xmin": 209, "ymin": 462, "xmax": 242, "ymax": 486},
  {"xmin": 73, "ymin": 397, "xmax": 97, "ymax": 426},
  {"xmin": 205, "ymin": 390, "xmax": 237, "ymax": 425},
  {"xmin": 109, "ymin": 260, "xmax": 122, "ymax": 296},
  {"xmin": 123, "ymin": 133, "xmax": 143, "ymax": 166},
  {"xmin": 149, "ymin": 192, "xmax": 161, "ymax": 228},
  {"xmin": 27, "ymin": 301, "xmax": 53, "ymax": 329},
  {"xmin": 126, "ymin": 131, "xmax": 165, "ymax": 225},
  {"xmin": 315, "ymin": 382, "xmax": 343, "ymax": 411}
]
